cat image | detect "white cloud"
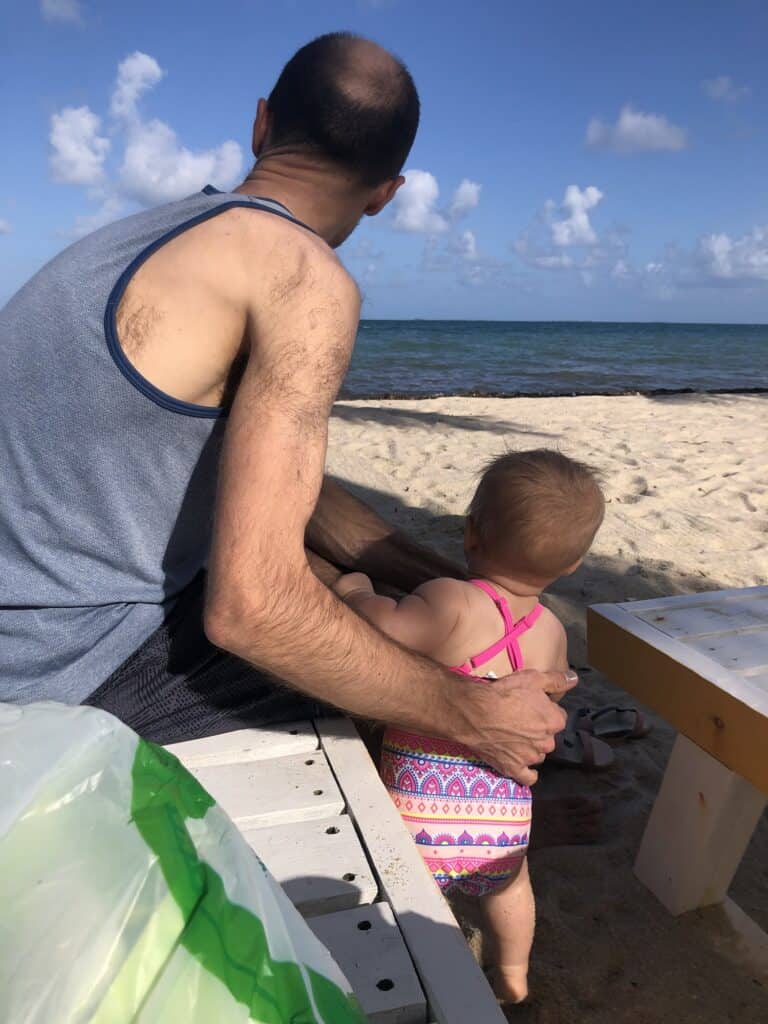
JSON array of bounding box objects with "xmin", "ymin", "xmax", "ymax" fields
[
  {"xmin": 49, "ymin": 106, "xmax": 110, "ymax": 185},
  {"xmin": 110, "ymin": 53, "xmax": 242, "ymax": 206},
  {"xmin": 515, "ymin": 187, "xmax": 636, "ymax": 284},
  {"xmin": 450, "ymin": 229, "xmax": 478, "ymax": 261},
  {"xmin": 449, "ymin": 179, "xmax": 481, "ymax": 220},
  {"xmin": 49, "ymin": 51, "xmax": 244, "ymax": 229},
  {"xmin": 703, "ymin": 76, "xmax": 751, "ymax": 102},
  {"xmin": 347, "ymin": 237, "xmax": 384, "ymax": 261},
  {"xmin": 586, "ymin": 105, "xmax": 687, "ymax": 153},
  {"xmin": 602, "ymin": 228, "xmax": 768, "ymax": 293},
  {"xmin": 110, "ymin": 52, "xmax": 165, "ymax": 122},
  {"xmin": 41, "ymin": 0, "xmax": 82, "ymax": 23},
  {"xmin": 550, "ymin": 185, "xmax": 603, "ymax": 246},
  {"xmin": 0, "ymin": 219, "xmax": 12, "ymax": 235},
  {"xmin": 120, "ymin": 123, "xmax": 242, "ymax": 206},
  {"xmin": 698, "ymin": 226, "xmax": 768, "ymax": 282},
  {"xmin": 392, "ymin": 170, "xmax": 449, "ymax": 234},
  {"xmin": 419, "ymin": 226, "xmax": 506, "ymax": 287},
  {"xmin": 534, "ymin": 253, "xmax": 574, "ymax": 270},
  {"xmin": 70, "ymin": 196, "xmax": 125, "ymax": 238}
]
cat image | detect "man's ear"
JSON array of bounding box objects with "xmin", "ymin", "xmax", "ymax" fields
[
  {"xmin": 252, "ymin": 98, "xmax": 271, "ymax": 158},
  {"xmin": 364, "ymin": 175, "xmax": 405, "ymax": 217}
]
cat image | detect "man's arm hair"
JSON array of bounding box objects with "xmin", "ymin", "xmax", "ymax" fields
[
  {"xmin": 204, "ymin": 238, "xmax": 469, "ymax": 729},
  {"xmin": 203, "ymin": 226, "xmax": 575, "ymax": 786},
  {"xmin": 307, "ymin": 477, "xmax": 468, "ymax": 590}
]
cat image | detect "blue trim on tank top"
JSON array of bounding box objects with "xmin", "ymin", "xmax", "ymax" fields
[{"xmin": 103, "ymin": 187, "xmax": 315, "ymax": 418}]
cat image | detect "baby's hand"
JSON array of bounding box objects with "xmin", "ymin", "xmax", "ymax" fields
[{"xmin": 332, "ymin": 572, "xmax": 376, "ymax": 601}]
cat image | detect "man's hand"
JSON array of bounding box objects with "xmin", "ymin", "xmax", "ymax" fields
[
  {"xmin": 449, "ymin": 669, "xmax": 578, "ymax": 784},
  {"xmin": 332, "ymin": 571, "xmax": 375, "ymax": 601}
]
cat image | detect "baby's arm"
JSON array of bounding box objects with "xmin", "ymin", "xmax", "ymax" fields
[
  {"xmin": 333, "ymin": 572, "xmax": 465, "ymax": 658},
  {"xmin": 555, "ymin": 620, "xmax": 570, "ymax": 672},
  {"xmin": 548, "ymin": 614, "xmax": 570, "ymax": 702}
]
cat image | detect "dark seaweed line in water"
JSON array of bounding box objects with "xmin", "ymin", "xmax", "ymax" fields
[{"xmin": 337, "ymin": 385, "xmax": 768, "ymax": 401}]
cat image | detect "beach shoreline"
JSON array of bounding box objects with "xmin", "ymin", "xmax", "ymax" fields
[
  {"xmin": 339, "ymin": 385, "xmax": 768, "ymax": 401},
  {"xmin": 327, "ymin": 392, "xmax": 768, "ymax": 1023}
]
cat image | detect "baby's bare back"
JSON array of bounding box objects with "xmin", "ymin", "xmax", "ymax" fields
[{"xmin": 429, "ymin": 579, "xmax": 568, "ymax": 678}]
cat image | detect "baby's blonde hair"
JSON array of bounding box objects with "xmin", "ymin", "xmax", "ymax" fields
[{"xmin": 469, "ymin": 449, "xmax": 604, "ymax": 579}]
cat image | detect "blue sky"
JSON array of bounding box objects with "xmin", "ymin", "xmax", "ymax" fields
[{"xmin": 1, "ymin": 0, "xmax": 766, "ymax": 321}]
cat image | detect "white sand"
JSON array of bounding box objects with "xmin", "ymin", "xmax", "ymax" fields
[{"xmin": 327, "ymin": 393, "xmax": 768, "ymax": 1023}]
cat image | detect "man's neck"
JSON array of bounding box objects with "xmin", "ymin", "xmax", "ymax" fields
[{"xmin": 233, "ymin": 160, "xmax": 363, "ymax": 247}]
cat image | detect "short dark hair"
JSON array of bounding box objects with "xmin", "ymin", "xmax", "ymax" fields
[
  {"xmin": 469, "ymin": 450, "xmax": 605, "ymax": 579},
  {"xmin": 266, "ymin": 32, "xmax": 420, "ymax": 186}
]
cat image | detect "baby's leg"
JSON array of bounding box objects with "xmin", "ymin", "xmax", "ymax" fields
[{"xmin": 478, "ymin": 857, "xmax": 535, "ymax": 1004}]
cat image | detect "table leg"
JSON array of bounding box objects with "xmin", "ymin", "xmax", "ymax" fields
[{"xmin": 634, "ymin": 734, "xmax": 767, "ymax": 916}]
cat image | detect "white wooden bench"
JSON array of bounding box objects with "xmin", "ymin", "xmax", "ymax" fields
[
  {"xmin": 168, "ymin": 716, "xmax": 505, "ymax": 1023},
  {"xmin": 588, "ymin": 586, "xmax": 768, "ymax": 976}
]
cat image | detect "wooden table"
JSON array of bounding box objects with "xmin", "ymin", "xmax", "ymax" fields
[
  {"xmin": 588, "ymin": 586, "xmax": 768, "ymax": 933},
  {"xmin": 168, "ymin": 717, "xmax": 505, "ymax": 1024}
]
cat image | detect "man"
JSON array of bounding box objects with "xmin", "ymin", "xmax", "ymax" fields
[{"xmin": 0, "ymin": 33, "xmax": 575, "ymax": 788}]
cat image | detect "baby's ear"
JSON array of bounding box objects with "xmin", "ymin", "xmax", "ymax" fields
[{"xmin": 562, "ymin": 557, "xmax": 584, "ymax": 577}]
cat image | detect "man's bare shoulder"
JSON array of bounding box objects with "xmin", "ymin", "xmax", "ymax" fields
[{"xmin": 224, "ymin": 206, "xmax": 359, "ymax": 305}]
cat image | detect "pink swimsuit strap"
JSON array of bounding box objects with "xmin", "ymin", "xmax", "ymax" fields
[{"xmin": 452, "ymin": 579, "xmax": 544, "ymax": 676}]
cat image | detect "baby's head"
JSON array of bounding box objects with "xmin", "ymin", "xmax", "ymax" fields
[{"xmin": 466, "ymin": 449, "xmax": 604, "ymax": 585}]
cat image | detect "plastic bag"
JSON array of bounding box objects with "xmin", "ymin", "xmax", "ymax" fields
[{"xmin": 0, "ymin": 702, "xmax": 366, "ymax": 1024}]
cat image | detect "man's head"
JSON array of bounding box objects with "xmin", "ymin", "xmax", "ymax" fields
[
  {"xmin": 251, "ymin": 33, "xmax": 419, "ymax": 243},
  {"xmin": 466, "ymin": 449, "xmax": 605, "ymax": 584}
]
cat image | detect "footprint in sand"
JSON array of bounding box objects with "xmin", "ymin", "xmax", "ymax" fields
[{"xmin": 621, "ymin": 475, "xmax": 650, "ymax": 504}]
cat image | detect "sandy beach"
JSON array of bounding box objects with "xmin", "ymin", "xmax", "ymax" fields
[{"xmin": 327, "ymin": 392, "xmax": 768, "ymax": 1023}]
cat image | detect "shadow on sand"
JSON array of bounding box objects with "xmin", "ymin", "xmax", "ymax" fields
[{"xmin": 332, "ymin": 401, "xmax": 561, "ymax": 440}]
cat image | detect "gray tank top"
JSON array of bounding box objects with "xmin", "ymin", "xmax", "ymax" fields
[{"xmin": 0, "ymin": 187, "xmax": 308, "ymax": 703}]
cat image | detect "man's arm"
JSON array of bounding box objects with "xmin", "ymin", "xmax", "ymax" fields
[
  {"xmin": 204, "ymin": 234, "xmax": 574, "ymax": 783},
  {"xmin": 307, "ymin": 477, "xmax": 468, "ymax": 591},
  {"xmin": 333, "ymin": 572, "xmax": 464, "ymax": 657}
]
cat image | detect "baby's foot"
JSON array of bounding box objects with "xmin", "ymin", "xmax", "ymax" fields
[{"xmin": 488, "ymin": 964, "xmax": 529, "ymax": 1004}]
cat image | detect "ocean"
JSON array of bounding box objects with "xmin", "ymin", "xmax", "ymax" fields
[{"xmin": 340, "ymin": 320, "xmax": 768, "ymax": 399}]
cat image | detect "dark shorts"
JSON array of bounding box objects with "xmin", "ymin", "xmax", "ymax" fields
[{"xmin": 84, "ymin": 572, "xmax": 334, "ymax": 744}]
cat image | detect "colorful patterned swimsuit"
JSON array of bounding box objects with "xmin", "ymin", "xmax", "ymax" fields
[{"xmin": 380, "ymin": 580, "xmax": 543, "ymax": 897}]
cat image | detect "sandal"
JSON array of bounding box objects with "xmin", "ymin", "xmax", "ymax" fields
[
  {"xmin": 567, "ymin": 705, "xmax": 651, "ymax": 741},
  {"xmin": 548, "ymin": 729, "xmax": 615, "ymax": 770}
]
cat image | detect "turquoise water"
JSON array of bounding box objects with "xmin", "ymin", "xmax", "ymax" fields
[{"xmin": 341, "ymin": 320, "xmax": 768, "ymax": 398}]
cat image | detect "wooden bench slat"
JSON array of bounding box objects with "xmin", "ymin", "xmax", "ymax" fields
[
  {"xmin": 242, "ymin": 815, "xmax": 378, "ymax": 916},
  {"xmin": 309, "ymin": 903, "xmax": 427, "ymax": 1024},
  {"xmin": 187, "ymin": 751, "xmax": 344, "ymax": 827},
  {"xmin": 166, "ymin": 721, "xmax": 318, "ymax": 767}
]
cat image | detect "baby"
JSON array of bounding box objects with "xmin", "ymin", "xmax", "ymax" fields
[{"xmin": 333, "ymin": 449, "xmax": 605, "ymax": 1003}]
